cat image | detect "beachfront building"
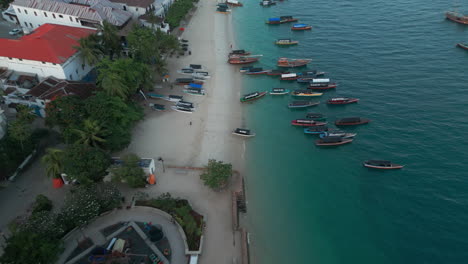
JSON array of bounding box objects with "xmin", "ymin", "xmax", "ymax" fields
[
  {"xmin": 109, "ymin": 0, "xmax": 155, "ymax": 17},
  {"xmin": 0, "ymin": 24, "xmax": 96, "ymax": 83},
  {"xmin": 3, "ymin": 76, "xmax": 96, "ymax": 117},
  {"xmin": 10, "ymin": 0, "xmax": 132, "ymax": 33}
]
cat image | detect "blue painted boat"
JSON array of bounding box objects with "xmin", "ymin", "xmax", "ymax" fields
[
  {"xmin": 147, "ymin": 93, "xmax": 165, "ymax": 99},
  {"xmin": 320, "ymin": 131, "xmax": 356, "ymax": 139},
  {"xmin": 303, "ymin": 126, "xmax": 328, "ymax": 134},
  {"xmin": 188, "ymin": 83, "xmax": 203, "ymax": 89}
]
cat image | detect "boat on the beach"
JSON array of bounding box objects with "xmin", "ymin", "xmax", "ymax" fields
[
  {"xmin": 291, "ymin": 119, "xmax": 327, "ymax": 127},
  {"xmin": 269, "ymin": 88, "xmax": 290, "ymax": 95},
  {"xmin": 184, "ymin": 82, "xmax": 203, "ymax": 89},
  {"xmin": 320, "ymin": 131, "xmax": 356, "ymax": 139},
  {"xmin": 291, "ymin": 23, "xmax": 312, "ymax": 31},
  {"xmin": 146, "ymin": 93, "xmax": 165, "ymax": 99},
  {"xmin": 240, "ymin": 91, "xmax": 267, "ymax": 102},
  {"xmin": 176, "ymin": 100, "xmax": 195, "ymax": 109},
  {"xmin": 192, "ymin": 71, "xmax": 211, "ymax": 79},
  {"xmin": 303, "ymin": 126, "xmax": 328, "ymax": 134},
  {"xmin": 183, "ymin": 88, "xmax": 205, "ymax": 96},
  {"xmin": 445, "ymin": 11, "xmax": 468, "ymax": 25},
  {"xmin": 230, "ymin": 49, "xmax": 251, "ymax": 56},
  {"xmin": 149, "ymin": 103, "xmax": 166, "ymax": 111},
  {"xmin": 226, "ymin": 0, "xmax": 243, "ymax": 6},
  {"xmin": 315, "ymin": 136, "xmax": 353, "ymax": 146},
  {"xmin": 266, "ymin": 70, "xmax": 289, "ymax": 76},
  {"xmin": 232, "ymin": 128, "xmax": 255, "ymax": 137},
  {"xmin": 456, "ymin": 42, "xmax": 468, "ymax": 50},
  {"xmin": 266, "ymin": 16, "xmax": 298, "ymax": 24},
  {"xmin": 175, "ymin": 78, "xmax": 194, "ymax": 85},
  {"xmin": 308, "ymin": 78, "xmax": 337, "ymax": 90},
  {"xmin": 277, "ymin": 57, "xmax": 312, "ymax": 68},
  {"xmin": 275, "ymin": 39, "xmax": 299, "ymax": 46},
  {"xmin": 259, "ymin": 0, "xmax": 276, "ymax": 6},
  {"xmin": 216, "ymin": 4, "xmax": 231, "ymax": 13},
  {"xmin": 178, "ymin": 68, "xmax": 195, "ymax": 74},
  {"xmin": 245, "ymin": 67, "xmax": 270, "ymax": 75},
  {"xmin": 280, "ymin": 73, "xmax": 300, "ymax": 80},
  {"xmin": 363, "ymin": 160, "xmax": 404, "ymax": 169},
  {"xmin": 292, "ymin": 90, "xmax": 323, "ymax": 97},
  {"xmin": 164, "ymin": 95, "xmax": 183, "ymax": 102},
  {"xmin": 228, "ymin": 55, "xmax": 262, "ymax": 64},
  {"xmin": 335, "ymin": 117, "xmax": 370, "ymax": 126},
  {"xmin": 288, "ymin": 100, "xmax": 319, "ymax": 108},
  {"xmin": 305, "ymin": 113, "xmax": 326, "ymax": 120},
  {"xmin": 189, "ymin": 64, "xmax": 205, "ymax": 70},
  {"xmin": 327, "ymin": 97, "xmax": 359, "ymax": 105},
  {"xmin": 171, "ymin": 105, "xmax": 194, "ymax": 114}
]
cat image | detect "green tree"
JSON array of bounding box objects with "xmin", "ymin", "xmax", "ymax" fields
[
  {"xmin": 165, "ymin": 0, "xmax": 195, "ymax": 29},
  {"xmin": 45, "ymin": 95, "xmax": 86, "ymax": 143},
  {"xmin": 72, "ymin": 119, "xmax": 107, "ymax": 148},
  {"xmin": 200, "ymin": 159, "xmax": 232, "ymax": 190},
  {"xmin": 111, "ymin": 153, "xmax": 146, "ymax": 188},
  {"xmin": 0, "ymin": 231, "xmax": 62, "ymax": 264},
  {"xmin": 99, "ymin": 21, "xmax": 121, "ymax": 59},
  {"xmin": 127, "ymin": 26, "xmax": 158, "ymax": 65},
  {"xmin": 41, "ymin": 148, "xmax": 63, "ymax": 179},
  {"xmin": 8, "ymin": 119, "xmax": 31, "ymax": 151},
  {"xmin": 74, "ymin": 34, "xmax": 103, "ymax": 66},
  {"xmin": 62, "ymin": 144, "xmax": 111, "ymax": 185}
]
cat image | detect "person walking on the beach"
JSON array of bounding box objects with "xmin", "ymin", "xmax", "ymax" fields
[
  {"xmin": 189, "ymin": 121, "xmax": 192, "ymax": 126},
  {"xmin": 230, "ymin": 44, "xmax": 232, "ymax": 49}
]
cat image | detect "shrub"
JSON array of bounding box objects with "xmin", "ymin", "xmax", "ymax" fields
[
  {"xmin": 32, "ymin": 194, "xmax": 53, "ymax": 214},
  {"xmin": 62, "ymin": 144, "xmax": 111, "ymax": 185}
]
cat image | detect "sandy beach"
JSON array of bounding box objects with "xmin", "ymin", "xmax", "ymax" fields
[{"xmin": 125, "ymin": 0, "xmax": 245, "ymax": 262}]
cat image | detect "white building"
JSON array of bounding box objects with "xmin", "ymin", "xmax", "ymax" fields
[
  {"xmin": 11, "ymin": 0, "xmax": 132, "ymax": 33},
  {"xmin": 0, "ymin": 24, "xmax": 96, "ymax": 81},
  {"xmin": 109, "ymin": 0, "xmax": 155, "ymax": 17}
]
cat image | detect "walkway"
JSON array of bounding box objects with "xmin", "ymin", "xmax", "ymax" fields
[{"xmin": 58, "ymin": 206, "xmax": 187, "ymax": 264}]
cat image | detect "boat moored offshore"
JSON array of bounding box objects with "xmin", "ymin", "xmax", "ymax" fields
[
  {"xmin": 259, "ymin": 0, "xmax": 276, "ymax": 6},
  {"xmin": 303, "ymin": 126, "xmax": 328, "ymax": 134},
  {"xmin": 320, "ymin": 131, "xmax": 356, "ymax": 139},
  {"xmin": 327, "ymin": 97, "xmax": 359, "ymax": 104},
  {"xmin": 315, "ymin": 136, "xmax": 353, "ymax": 146},
  {"xmin": 288, "ymin": 100, "xmax": 319, "ymax": 108},
  {"xmin": 232, "ymin": 128, "xmax": 255, "ymax": 137},
  {"xmin": 308, "ymin": 78, "xmax": 337, "ymax": 90},
  {"xmin": 277, "ymin": 57, "xmax": 312, "ymax": 68},
  {"xmin": 292, "ymin": 90, "xmax": 323, "ymax": 97},
  {"xmin": 291, "ymin": 23, "xmax": 312, "ymax": 31},
  {"xmin": 269, "ymin": 88, "xmax": 290, "ymax": 95},
  {"xmin": 275, "ymin": 39, "xmax": 299, "ymax": 46},
  {"xmin": 226, "ymin": 0, "xmax": 243, "ymax": 6},
  {"xmin": 280, "ymin": 73, "xmax": 300, "ymax": 80},
  {"xmin": 245, "ymin": 67, "xmax": 270, "ymax": 75},
  {"xmin": 456, "ymin": 42, "xmax": 468, "ymax": 50},
  {"xmin": 363, "ymin": 160, "xmax": 404, "ymax": 169},
  {"xmin": 291, "ymin": 119, "xmax": 327, "ymax": 127},
  {"xmin": 266, "ymin": 16, "xmax": 298, "ymax": 24},
  {"xmin": 335, "ymin": 117, "xmax": 370, "ymax": 126},
  {"xmin": 240, "ymin": 91, "xmax": 267, "ymax": 102},
  {"xmin": 305, "ymin": 113, "xmax": 326, "ymax": 120},
  {"xmin": 228, "ymin": 55, "xmax": 262, "ymax": 64},
  {"xmin": 445, "ymin": 11, "xmax": 468, "ymax": 25}
]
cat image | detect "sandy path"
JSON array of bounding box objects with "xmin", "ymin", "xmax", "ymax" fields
[{"xmin": 125, "ymin": 0, "xmax": 245, "ymax": 263}]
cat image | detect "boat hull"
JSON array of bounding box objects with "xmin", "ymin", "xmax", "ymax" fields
[
  {"xmin": 327, "ymin": 98, "xmax": 359, "ymax": 104},
  {"xmin": 232, "ymin": 132, "xmax": 255, "ymax": 137},
  {"xmin": 457, "ymin": 43, "xmax": 468, "ymax": 50},
  {"xmin": 245, "ymin": 71, "xmax": 269, "ymax": 75},
  {"xmin": 308, "ymin": 84, "xmax": 337, "ymax": 90},
  {"xmin": 269, "ymin": 89, "xmax": 290, "ymax": 95},
  {"xmin": 240, "ymin": 92, "xmax": 267, "ymax": 102},
  {"xmin": 363, "ymin": 163, "xmax": 404, "ymax": 169},
  {"xmin": 315, "ymin": 139, "xmax": 353, "ymax": 146},
  {"xmin": 288, "ymin": 102, "xmax": 319, "ymax": 108},
  {"xmin": 291, "ymin": 26, "xmax": 312, "ymax": 31},
  {"xmin": 228, "ymin": 58, "xmax": 259, "ymax": 64},
  {"xmin": 335, "ymin": 119, "xmax": 370, "ymax": 126},
  {"xmin": 292, "ymin": 121, "xmax": 327, "ymax": 126},
  {"xmin": 292, "ymin": 93, "xmax": 323, "ymax": 97},
  {"xmin": 446, "ymin": 12, "xmax": 468, "ymax": 25}
]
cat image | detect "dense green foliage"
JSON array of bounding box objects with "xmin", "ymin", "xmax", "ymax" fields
[
  {"xmin": 166, "ymin": 0, "xmax": 196, "ymax": 29},
  {"xmin": 32, "ymin": 194, "xmax": 53, "ymax": 214},
  {"xmin": 71, "ymin": 119, "xmax": 107, "ymax": 148},
  {"xmin": 200, "ymin": 159, "xmax": 233, "ymax": 190},
  {"xmin": 46, "ymin": 93, "xmax": 143, "ymax": 151},
  {"xmin": 0, "ymin": 230, "xmax": 63, "ymax": 264},
  {"xmin": 111, "ymin": 153, "xmax": 146, "ymax": 188},
  {"xmin": 62, "ymin": 144, "xmax": 110, "ymax": 185},
  {"xmin": 136, "ymin": 193, "xmax": 203, "ymax": 250},
  {"xmin": 41, "ymin": 148, "xmax": 63, "ymax": 179},
  {"xmin": 97, "ymin": 58, "xmax": 152, "ymax": 99}
]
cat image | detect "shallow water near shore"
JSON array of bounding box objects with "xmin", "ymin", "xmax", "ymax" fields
[{"xmin": 231, "ymin": 0, "xmax": 468, "ymax": 263}]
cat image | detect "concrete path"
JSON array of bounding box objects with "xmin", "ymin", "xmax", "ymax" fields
[{"xmin": 58, "ymin": 206, "xmax": 187, "ymax": 264}]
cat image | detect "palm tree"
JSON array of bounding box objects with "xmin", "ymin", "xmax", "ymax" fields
[
  {"xmin": 41, "ymin": 148, "xmax": 64, "ymax": 179},
  {"xmin": 74, "ymin": 34, "xmax": 103, "ymax": 66},
  {"xmin": 72, "ymin": 119, "xmax": 107, "ymax": 148},
  {"xmin": 100, "ymin": 73, "xmax": 129, "ymax": 99},
  {"xmin": 99, "ymin": 21, "xmax": 121, "ymax": 59}
]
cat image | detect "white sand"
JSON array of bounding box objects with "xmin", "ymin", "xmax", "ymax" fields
[{"xmin": 125, "ymin": 0, "xmax": 245, "ymax": 262}]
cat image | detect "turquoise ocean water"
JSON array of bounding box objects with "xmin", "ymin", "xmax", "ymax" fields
[{"xmin": 231, "ymin": 0, "xmax": 468, "ymax": 263}]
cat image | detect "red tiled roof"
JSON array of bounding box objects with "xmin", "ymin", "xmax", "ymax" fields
[
  {"xmin": 26, "ymin": 76, "xmax": 97, "ymax": 100},
  {"xmin": 0, "ymin": 24, "xmax": 96, "ymax": 64}
]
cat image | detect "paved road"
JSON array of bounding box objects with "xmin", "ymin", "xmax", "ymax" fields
[{"xmin": 0, "ymin": 17, "xmax": 22, "ymax": 39}]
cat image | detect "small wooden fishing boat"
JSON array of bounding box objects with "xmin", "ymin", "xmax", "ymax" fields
[
  {"xmin": 291, "ymin": 23, "xmax": 312, "ymax": 31},
  {"xmin": 277, "ymin": 57, "xmax": 312, "ymax": 68},
  {"xmin": 259, "ymin": 0, "xmax": 276, "ymax": 6},
  {"xmin": 363, "ymin": 160, "xmax": 404, "ymax": 169},
  {"xmin": 267, "ymin": 70, "xmax": 289, "ymax": 76},
  {"xmin": 178, "ymin": 68, "xmax": 194, "ymax": 74},
  {"xmin": 327, "ymin": 97, "xmax": 359, "ymax": 105},
  {"xmin": 315, "ymin": 136, "xmax": 353, "ymax": 146},
  {"xmin": 245, "ymin": 67, "xmax": 270, "ymax": 75},
  {"xmin": 288, "ymin": 100, "xmax": 319, "ymax": 108},
  {"xmin": 270, "ymin": 88, "xmax": 290, "ymax": 95},
  {"xmin": 445, "ymin": 11, "xmax": 468, "ymax": 25},
  {"xmin": 292, "ymin": 90, "xmax": 323, "ymax": 97},
  {"xmin": 163, "ymin": 95, "xmax": 183, "ymax": 102},
  {"xmin": 192, "ymin": 71, "xmax": 211, "ymax": 79},
  {"xmin": 175, "ymin": 78, "xmax": 195, "ymax": 85},
  {"xmin": 291, "ymin": 119, "xmax": 327, "ymax": 127},
  {"xmin": 184, "ymin": 82, "xmax": 203, "ymax": 89},
  {"xmin": 305, "ymin": 113, "xmax": 326, "ymax": 120},
  {"xmin": 149, "ymin": 103, "xmax": 166, "ymax": 111},
  {"xmin": 335, "ymin": 117, "xmax": 370, "ymax": 126},
  {"xmin": 303, "ymin": 126, "xmax": 328, "ymax": 134},
  {"xmin": 146, "ymin": 93, "xmax": 165, "ymax": 99},
  {"xmin": 226, "ymin": 0, "xmax": 243, "ymax": 7},
  {"xmin": 240, "ymin": 66, "xmax": 254, "ymax": 73},
  {"xmin": 228, "ymin": 55, "xmax": 262, "ymax": 64},
  {"xmin": 266, "ymin": 16, "xmax": 298, "ymax": 24},
  {"xmin": 320, "ymin": 131, "xmax": 356, "ymax": 139},
  {"xmin": 189, "ymin": 64, "xmax": 204, "ymax": 70},
  {"xmin": 456, "ymin": 42, "xmax": 468, "ymax": 50},
  {"xmin": 230, "ymin": 49, "xmax": 251, "ymax": 56},
  {"xmin": 280, "ymin": 73, "xmax": 299, "ymax": 80},
  {"xmin": 183, "ymin": 88, "xmax": 205, "ymax": 96},
  {"xmin": 171, "ymin": 105, "xmax": 194, "ymax": 113},
  {"xmin": 296, "ymin": 71, "xmax": 326, "ymax": 83},
  {"xmin": 308, "ymin": 78, "xmax": 337, "ymax": 90},
  {"xmin": 240, "ymin": 91, "xmax": 267, "ymax": 102},
  {"xmin": 216, "ymin": 6, "xmax": 231, "ymax": 13},
  {"xmin": 275, "ymin": 39, "xmax": 299, "ymax": 46},
  {"xmin": 232, "ymin": 128, "xmax": 255, "ymax": 137},
  {"xmin": 176, "ymin": 100, "xmax": 195, "ymax": 109}
]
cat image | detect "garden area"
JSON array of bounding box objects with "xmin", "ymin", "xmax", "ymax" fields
[{"xmin": 135, "ymin": 193, "xmax": 204, "ymax": 251}]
